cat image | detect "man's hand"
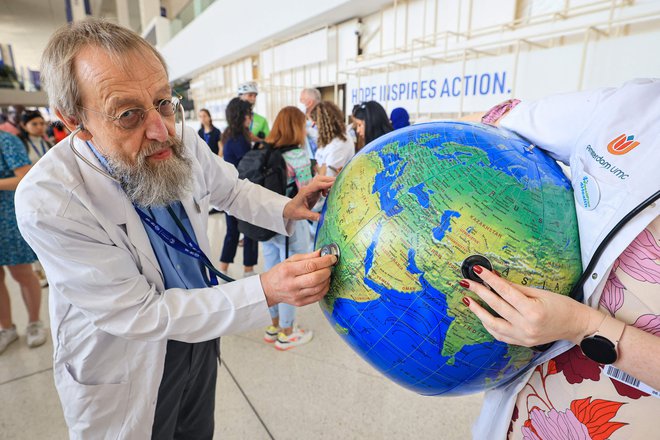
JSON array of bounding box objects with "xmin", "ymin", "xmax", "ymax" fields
[
  {"xmin": 283, "ymin": 175, "xmax": 335, "ymax": 222},
  {"xmin": 259, "ymin": 250, "xmax": 337, "ymax": 307}
]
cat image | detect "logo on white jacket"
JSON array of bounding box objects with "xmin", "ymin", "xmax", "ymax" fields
[
  {"xmin": 607, "ymin": 133, "xmax": 640, "ymax": 155},
  {"xmin": 585, "ymin": 145, "xmax": 630, "ymax": 180}
]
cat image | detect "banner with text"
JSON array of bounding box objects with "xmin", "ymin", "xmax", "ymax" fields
[{"xmin": 348, "ymin": 54, "xmax": 515, "ymax": 114}]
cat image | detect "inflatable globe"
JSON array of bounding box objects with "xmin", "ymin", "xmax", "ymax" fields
[{"xmin": 315, "ymin": 121, "xmax": 581, "ymax": 396}]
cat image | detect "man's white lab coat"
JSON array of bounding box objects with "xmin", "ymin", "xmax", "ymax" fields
[{"xmin": 15, "ymin": 126, "xmax": 292, "ymax": 439}]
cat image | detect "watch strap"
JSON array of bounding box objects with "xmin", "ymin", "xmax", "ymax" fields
[{"xmin": 592, "ymin": 315, "xmax": 626, "ymax": 346}]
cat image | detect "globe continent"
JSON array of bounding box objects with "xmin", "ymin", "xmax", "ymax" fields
[{"xmin": 315, "ymin": 121, "xmax": 582, "ymax": 396}]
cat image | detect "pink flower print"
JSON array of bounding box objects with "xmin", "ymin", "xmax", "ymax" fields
[
  {"xmin": 599, "ymin": 270, "xmax": 625, "ymax": 316},
  {"xmin": 521, "ymin": 407, "xmax": 590, "ymax": 440},
  {"xmin": 633, "ymin": 314, "xmax": 660, "ymax": 336},
  {"xmin": 616, "ymin": 229, "xmax": 660, "ymax": 283}
]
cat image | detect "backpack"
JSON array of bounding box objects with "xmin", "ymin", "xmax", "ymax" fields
[{"xmin": 236, "ymin": 143, "xmax": 298, "ymax": 241}]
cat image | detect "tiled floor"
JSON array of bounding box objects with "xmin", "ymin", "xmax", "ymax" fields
[{"xmin": 0, "ymin": 213, "xmax": 483, "ymax": 439}]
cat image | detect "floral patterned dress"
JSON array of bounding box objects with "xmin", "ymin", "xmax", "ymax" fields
[
  {"xmin": 0, "ymin": 131, "xmax": 36, "ymax": 265},
  {"xmin": 508, "ymin": 217, "xmax": 660, "ymax": 439}
]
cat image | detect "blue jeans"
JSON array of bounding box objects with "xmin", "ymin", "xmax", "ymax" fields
[
  {"xmin": 220, "ymin": 214, "xmax": 258, "ymax": 266},
  {"xmin": 263, "ymin": 220, "xmax": 312, "ymax": 328}
]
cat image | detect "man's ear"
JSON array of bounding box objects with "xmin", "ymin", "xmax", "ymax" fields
[{"xmin": 55, "ymin": 109, "xmax": 93, "ymax": 141}]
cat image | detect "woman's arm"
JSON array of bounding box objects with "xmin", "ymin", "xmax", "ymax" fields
[
  {"xmin": 462, "ymin": 266, "xmax": 660, "ymax": 390},
  {"xmin": 0, "ymin": 164, "xmax": 32, "ymax": 190}
]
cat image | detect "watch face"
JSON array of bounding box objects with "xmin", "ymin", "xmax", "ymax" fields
[{"xmin": 580, "ymin": 335, "xmax": 617, "ymax": 364}]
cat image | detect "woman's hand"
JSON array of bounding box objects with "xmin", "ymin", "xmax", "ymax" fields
[
  {"xmin": 282, "ymin": 175, "xmax": 334, "ymax": 221},
  {"xmin": 460, "ymin": 266, "xmax": 604, "ymax": 347}
]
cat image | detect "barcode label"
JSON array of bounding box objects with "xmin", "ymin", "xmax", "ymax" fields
[{"xmin": 604, "ymin": 365, "xmax": 660, "ymax": 399}]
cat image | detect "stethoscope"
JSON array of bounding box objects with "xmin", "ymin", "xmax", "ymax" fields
[
  {"xmin": 318, "ymin": 190, "xmax": 660, "ymax": 354},
  {"xmin": 69, "ymin": 111, "xmax": 658, "ymax": 301},
  {"xmin": 67, "ymin": 108, "xmax": 238, "ymax": 284}
]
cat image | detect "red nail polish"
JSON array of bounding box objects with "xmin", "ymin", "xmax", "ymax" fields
[
  {"xmin": 462, "ymin": 297, "xmax": 470, "ymax": 307},
  {"xmin": 473, "ymin": 265, "xmax": 483, "ymax": 274},
  {"xmin": 459, "ymin": 280, "xmax": 470, "ymax": 288}
]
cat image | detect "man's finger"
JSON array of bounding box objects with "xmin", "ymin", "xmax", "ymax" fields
[
  {"xmin": 286, "ymin": 250, "xmax": 321, "ymax": 262},
  {"xmin": 288, "ymin": 255, "xmax": 337, "ymax": 276},
  {"xmin": 291, "ymin": 267, "xmax": 333, "ymax": 289},
  {"xmin": 296, "ymin": 279, "xmax": 331, "ymax": 300}
]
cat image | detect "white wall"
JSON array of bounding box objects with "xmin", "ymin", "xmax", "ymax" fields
[
  {"xmin": 160, "ymin": 0, "xmax": 392, "ymax": 81},
  {"xmin": 182, "ymin": 0, "xmax": 660, "ymax": 123}
]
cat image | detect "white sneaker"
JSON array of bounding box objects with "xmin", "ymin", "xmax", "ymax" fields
[
  {"xmin": 26, "ymin": 321, "xmax": 47, "ymax": 348},
  {"xmin": 274, "ymin": 326, "xmax": 313, "ymax": 351},
  {"xmin": 0, "ymin": 326, "xmax": 18, "ymax": 354}
]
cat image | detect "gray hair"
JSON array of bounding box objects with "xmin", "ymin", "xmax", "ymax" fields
[
  {"xmin": 41, "ymin": 19, "xmax": 168, "ymax": 120},
  {"xmin": 302, "ymin": 88, "xmax": 321, "ymax": 103}
]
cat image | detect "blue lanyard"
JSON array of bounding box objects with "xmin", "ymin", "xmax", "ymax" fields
[
  {"xmin": 27, "ymin": 138, "xmax": 48, "ymax": 158},
  {"xmin": 134, "ymin": 205, "xmax": 219, "ymax": 286}
]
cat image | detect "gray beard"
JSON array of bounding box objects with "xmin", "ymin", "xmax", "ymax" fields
[{"xmin": 107, "ymin": 135, "xmax": 193, "ymax": 207}]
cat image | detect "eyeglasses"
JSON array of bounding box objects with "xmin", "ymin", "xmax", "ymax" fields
[{"xmin": 79, "ymin": 96, "xmax": 181, "ymax": 130}]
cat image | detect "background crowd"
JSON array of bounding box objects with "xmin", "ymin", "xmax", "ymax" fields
[{"xmin": 0, "ymin": 85, "xmax": 412, "ymax": 354}]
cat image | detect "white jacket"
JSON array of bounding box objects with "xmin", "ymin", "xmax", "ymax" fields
[
  {"xmin": 473, "ymin": 79, "xmax": 660, "ymax": 438},
  {"xmin": 15, "ymin": 126, "xmax": 292, "ymax": 439}
]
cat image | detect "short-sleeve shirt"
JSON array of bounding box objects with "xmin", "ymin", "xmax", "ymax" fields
[
  {"xmin": 197, "ymin": 127, "xmax": 221, "ymax": 155},
  {"xmin": 0, "ymin": 131, "xmax": 36, "ymax": 265},
  {"xmin": 250, "ymin": 113, "xmax": 270, "ymax": 138},
  {"xmin": 222, "ymin": 135, "xmax": 251, "ymax": 168},
  {"xmin": 315, "ymin": 135, "xmax": 355, "ymax": 177}
]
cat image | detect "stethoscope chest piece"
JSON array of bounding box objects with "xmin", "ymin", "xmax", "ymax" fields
[
  {"xmin": 460, "ymin": 254, "xmax": 493, "ymax": 283},
  {"xmin": 320, "ymin": 243, "xmax": 341, "ymax": 264}
]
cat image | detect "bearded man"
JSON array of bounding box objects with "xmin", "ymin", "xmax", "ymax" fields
[{"xmin": 15, "ymin": 20, "xmax": 336, "ymax": 439}]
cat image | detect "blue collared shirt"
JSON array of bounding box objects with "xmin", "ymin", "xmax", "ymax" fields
[{"xmin": 86, "ymin": 142, "xmax": 207, "ymax": 289}]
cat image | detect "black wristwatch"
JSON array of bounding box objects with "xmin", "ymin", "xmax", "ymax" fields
[{"xmin": 579, "ymin": 315, "xmax": 626, "ymax": 364}]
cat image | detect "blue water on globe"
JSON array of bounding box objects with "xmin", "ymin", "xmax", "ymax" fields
[{"xmin": 315, "ymin": 122, "xmax": 581, "ymax": 395}]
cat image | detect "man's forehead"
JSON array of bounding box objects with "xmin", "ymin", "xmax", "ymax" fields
[{"xmin": 75, "ymin": 46, "xmax": 170, "ymax": 105}]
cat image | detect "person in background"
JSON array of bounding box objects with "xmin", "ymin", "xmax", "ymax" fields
[
  {"xmin": 0, "ymin": 106, "xmax": 24, "ymax": 136},
  {"xmin": 238, "ymin": 81, "xmax": 269, "ymax": 141},
  {"xmin": 0, "ymin": 131, "xmax": 47, "ymax": 354},
  {"xmin": 219, "ymin": 97, "xmax": 259, "ymax": 278},
  {"xmin": 469, "ymin": 80, "xmax": 659, "ymax": 439},
  {"xmin": 18, "ymin": 110, "xmax": 52, "ymax": 287},
  {"xmin": 352, "ymin": 101, "xmax": 393, "ymax": 146},
  {"xmin": 47, "ymin": 120, "xmax": 69, "ymax": 144},
  {"xmin": 19, "ymin": 110, "xmax": 53, "ymax": 163},
  {"xmin": 262, "ymin": 106, "xmax": 315, "ymax": 350},
  {"xmin": 390, "ymin": 107, "xmax": 410, "ymax": 130},
  {"xmin": 299, "ymin": 87, "xmax": 322, "ymax": 159},
  {"xmin": 309, "ymin": 101, "xmax": 354, "ymax": 178},
  {"xmin": 197, "ymin": 108, "xmax": 222, "ymax": 156}
]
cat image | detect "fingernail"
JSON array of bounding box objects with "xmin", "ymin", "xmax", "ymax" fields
[
  {"xmin": 494, "ymin": 270, "xmax": 500, "ymax": 277},
  {"xmin": 473, "ymin": 265, "xmax": 483, "ymax": 274},
  {"xmin": 462, "ymin": 297, "xmax": 470, "ymax": 307},
  {"xmin": 459, "ymin": 279, "xmax": 470, "ymax": 288}
]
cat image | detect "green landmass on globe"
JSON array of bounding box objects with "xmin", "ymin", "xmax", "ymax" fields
[{"xmin": 315, "ymin": 122, "xmax": 582, "ymax": 395}]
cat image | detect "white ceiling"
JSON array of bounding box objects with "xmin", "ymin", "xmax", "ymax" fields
[
  {"xmin": 0, "ymin": 0, "xmax": 68, "ymax": 71},
  {"xmin": 0, "ymin": 0, "xmax": 118, "ymax": 73}
]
